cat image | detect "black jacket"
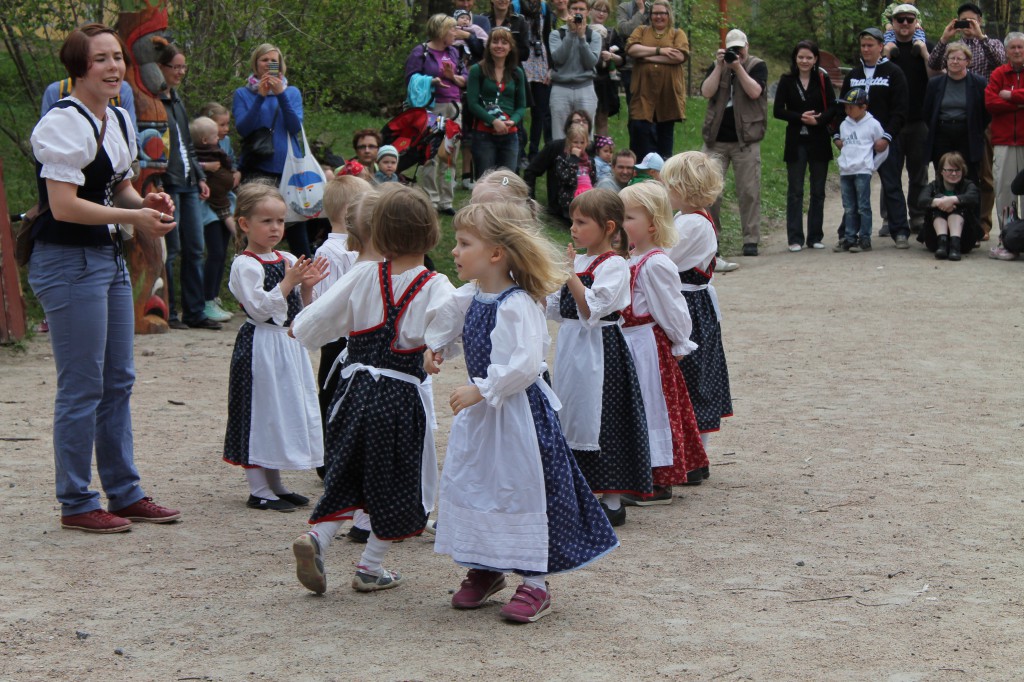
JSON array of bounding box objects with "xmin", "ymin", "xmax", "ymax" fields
[
  {"xmin": 836, "ymin": 58, "xmax": 908, "ymax": 140},
  {"xmin": 486, "ymin": 11, "xmax": 531, "ymax": 62},
  {"xmin": 773, "ymin": 69, "xmax": 837, "ymax": 163},
  {"xmin": 922, "ymin": 73, "xmax": 990, "ymax": 164},
  {"xmin": 160, "ymin": 88, "xmax": 205, "ymax": 189},
  {"xmin": 888, "ymin": 38, "xmax": 935, "ymax": 122}
]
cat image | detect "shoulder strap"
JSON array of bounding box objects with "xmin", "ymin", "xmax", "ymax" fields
[
  {"xmin": 58, "ymin": 78, "xmax": 73, "ymax": 99},
  {"xmin": 496, "ymin": 286, "xmax": 523, "ymax": 304},
  {"xmin": 584, "ymin": 250, "xmax": 616, "ymax": 275},
  {"xmin": 53, "ymin": 99, "xmax": 100, "ymax": 138},
  {"xmin": 107, "ymin": 104, "xmax": 129, "ymax": 143},
  {"xmin": 629, "ymin": 249, "xmax": 662, "ymax": 290}
]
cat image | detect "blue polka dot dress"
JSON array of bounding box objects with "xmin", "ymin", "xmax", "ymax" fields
[
  {"xmin": 224, "ymin": 251, "xmax": 323, "ymax": 470},
  {"xmin": 552, "ymin": 253, "xmax": 653, "ymax": 496},
  {"xmin": 309, "ymin": 261, "xmax": 437, "ymax": 541},
  {"xmin": 434, "ymin": 286, "xmax": 618, "ymax": 576}
]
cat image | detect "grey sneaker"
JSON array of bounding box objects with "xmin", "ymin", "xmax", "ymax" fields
[
  {"xmin": 859, "ymin": 239, "xmax": 872, "ymax": 251},
  {"xmin": 352, "ymin": 566, "xmax": 403, "ymax": 592},
  {"xmin": 849, "ymin": 241, "xmax": 862, "ymax": 253},
  {"xmin": 895, "ymin": 235, "xmax": 910, "ymax": 249},
  {"xmin": 879, "ymin": 224, "xmax": 890, "ymax": 237},
  {"xmin": 293, "ymin": 533, "xmax": 326, "ymax": 594}
]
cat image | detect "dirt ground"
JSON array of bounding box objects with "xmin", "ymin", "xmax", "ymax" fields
[{"xmin": 2, "ymin": 183, "xmax": 1023, "ymax": 682}]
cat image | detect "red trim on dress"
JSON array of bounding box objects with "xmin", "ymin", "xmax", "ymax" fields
[
  {"xmin": 222, "ymin": 457, "xmax": 260, "ymax": 470},
  {"xmin": 242, "ymin": 249, "xmax": 285, "ymax": 264},
  {"xmin": 576, "ymin": 250, "xmax": 617, "ymax": 277},
  {"xmin": 348, "ymin": 261, "xmax": 390, "ymax": 337}
]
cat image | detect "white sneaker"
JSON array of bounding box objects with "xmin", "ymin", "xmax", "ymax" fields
[
  {"xmin": 716, "ymin": 256, "xmax": 740, "ymax": 272},
  {"xmin": 461, "ymin": 178, "xmax": 475, "ymax": 191},
  {"xmin": 811, "ymin": 242, "xmax": 825, "ymax": 249},
  {"xmin": 788, "ymin": 244, "xmax": 802, "ymax": 252}
]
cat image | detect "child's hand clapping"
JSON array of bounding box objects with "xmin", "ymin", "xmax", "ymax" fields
[
  {"xmin": 450, "ymin": 384, "xmax": 483, "ymax": 415},
  {"xmin": 281, "ymin": 256, "xmax": 329, "ymax": 300}
]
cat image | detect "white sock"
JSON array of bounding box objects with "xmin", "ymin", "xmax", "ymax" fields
[
  {"xmin": 309, "ymin": 520, "xmax": 343, "ymax": 552},
  {"xmin": 244, "ymin": 468, "xmax": 278, "ymax": 500},
  {"xmin": 602, "ymin": 493, "xmax": 621, "ymax": 510},
  {"xmin": 352, "ymin": 509, "xmax": 372, "ymax": 531},
  {"xmin": 265, "ymin": 468, "xmax": 290, "ymax": 495},
  {"xmin": 700, "ymin": 432, "xmax": 711, "ymax": 449},
  {"xmin": 523, "ymin": 575, "xmax": 547, "ymax": 591},
  {"xmin": 357, "ymin": 533, "xmax": 391, "ymax": 575}
]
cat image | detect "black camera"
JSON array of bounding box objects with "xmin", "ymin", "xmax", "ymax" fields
[
  {"xmin": 724, "ymin": 46, "xmax": 740, "ymax": 63},
  {"xmin": 574, "ymin": 13, "xmax": 583, "ymax": 24},
  {"xmin": 954, "ymin": 19, "xmax": 971, "ymax": 29},
  {"xmin": 531, "ymin": 39, "xmax": 544, "ymax": 58}
]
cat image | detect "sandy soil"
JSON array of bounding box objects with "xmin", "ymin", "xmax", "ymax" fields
[{"xmin": 2, "ymin": 184, "xmax": 1023, "ymax": 682}]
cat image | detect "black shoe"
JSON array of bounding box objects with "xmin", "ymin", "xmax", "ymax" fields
[
  {"xmin": 187, "ymin": 317, "xmax": 222, "ymax": 330},
  {"xmin": 948, "ymin": 236, "xmax": 961, "ymax": 261},
  {"xmin": 600, "ymin": 501, "xmax": 626, "ymax": 527},
  {"xmin": 935, "ymin": 234, "xmax": 949, "ymax": 260},
  {"xmin": 246, "ymin": 495, "xmax": 297, "ymax": 512},
  {"xmin": 168, "ymin": 318, "xmax": 189, "ymax": 330},
  {"xmin": 742, "ymin": 244, "xmax": 758, "ymax": 257},
  {"xmin": 437, "ymin": 207, "xmax": 456, "ymax": 216},
  {"xmin": 859, "ymin": 239, "xmax": 872, "ymax": 252},
  {"xmin": 276, "ymin": 492, "xmax": 310, "ymax": 507},
  {"xmin": 347, "ymin": 526, "xmax": 370, "ymax": 543},
  {"xmin": 833, "ymin": 240, "xmax": 852, "ymax": 252}
]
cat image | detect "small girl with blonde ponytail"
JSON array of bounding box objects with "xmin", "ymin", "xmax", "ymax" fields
[
  {"xmin": 427, "ymin": 201, "xmax": 618, "ymax": 624},
  {"xmin": 223, "ymin": 183, "xmax": 330, "ymax": 511}
]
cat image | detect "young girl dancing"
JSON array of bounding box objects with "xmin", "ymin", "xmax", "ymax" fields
[
  {"xmin": 289, "ymin": 184, "xmax": 454, "ymax": 594},
  {"xmin": 428, "ymin": 201, "xmax": 618, "ymax": 623},
  {"xmin": 223, "ymin": 184, "xmax": 329, "ymax": 511},
  {"xmin": 618, "ymin": 182, "xmax": 709, "ymax": 505},
  {"xmin": 661, "ymin": 152, "xmax": 734, "ymax": 474},
  {"xmin": 546, "ymin": 188, "xmax": 653, "ymax": 527}
]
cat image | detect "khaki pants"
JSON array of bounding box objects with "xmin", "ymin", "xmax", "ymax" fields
[
  {"xmin": 417, "ymin": 101, "xmax": 460, "ymax": 210},
  {"xmin": 703, "ymin": 140, "xmax": 762, "ymax": 245},
  {"xmin": 979, "ymin": 127, "xmax": 995, "ymax": 236}
]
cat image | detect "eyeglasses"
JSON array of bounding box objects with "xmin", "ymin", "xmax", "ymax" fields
[
  {"xmin": 650, "ymin": 11, "xmax": 670, "ymax": 16},
  {"xmin": 946, "ymin": 55, "xmax": 968, "ymax": 62},
  {"xmin": 356, "ymin": 144, "xmax": 379, "ymax": 150},
  {"xmin": 893, "ymin": 15, "xmax": 916, "ymax": 24},
  {"xmin": 941, "ymin": 168, "xmax": 962, "ymax": 174},
  {"xmin": 164, "ymin": 64, "xmax": 187, "ymax": 72}
]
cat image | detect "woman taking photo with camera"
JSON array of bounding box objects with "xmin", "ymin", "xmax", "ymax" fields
[
  {"xmin": 467, "ymin": 27, "xmax": 528, "ymax": 177},
  {"xmin": 625, "ymin": 0, "xmax": 689, "ymax": 159},
  {"xmin": 232, "ymin": 43, "xmax": 308, "ymax": 254}
]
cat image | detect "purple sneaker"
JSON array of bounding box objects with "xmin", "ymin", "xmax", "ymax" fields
[
  {"xmin": 452, "ymin": 569, "xmax": 506, "ymax": 609},
  {"xmin": 499, "ymin": 583, "xmax": 552, "ymax": 623}
]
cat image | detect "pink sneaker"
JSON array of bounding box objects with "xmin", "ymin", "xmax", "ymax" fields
[
  {"xmin": 989, "ymin": 245, "xmax": 1018, "ymax": 261},
  {"xmin": 110, "ymin": 497, "xmax": 181, "ymax": 523},
  {"xmin": 499, "ymin": 583, "xmax": 552, "ymax": 623},
  {"xmin": 452, "ymin": 569, "xmax": 506, "ymax": 609},
  {"xmin": 61, "ymin": 509, "xmax": 132, "ymax": 533}
]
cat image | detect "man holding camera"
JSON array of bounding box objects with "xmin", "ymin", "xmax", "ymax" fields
[
  {"xmin": 928, "ymin": 2, "xmax": 1007, "ymax": 240},
  {"xmin": 700, "ymin": 29, "xmax": 768, "ymax": 256},
  {"xmin": 548, "ymin": 0, "xmax": 602, "ymax": 138}
]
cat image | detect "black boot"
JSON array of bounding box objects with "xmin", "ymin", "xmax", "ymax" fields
[
  {"xmin": 934, "ymin": 234, "xmax": 949, "ymax": 260},
  {"xmin": 948, "ymin": 236, "xmax": 961, "ymax": 261}
]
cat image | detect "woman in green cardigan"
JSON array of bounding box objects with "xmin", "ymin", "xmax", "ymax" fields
[{"xmin": 467, "ymin": 26, "xmax": 527, "ymax": 178}]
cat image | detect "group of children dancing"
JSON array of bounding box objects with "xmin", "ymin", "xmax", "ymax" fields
[{"xmin": 221, "ymin": 151, "xmax": 733, "ymax": 624}]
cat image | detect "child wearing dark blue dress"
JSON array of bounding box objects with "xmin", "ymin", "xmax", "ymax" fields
[{"xmin": 429, "ymin": 201, "xmax": 618, "ymax": 623}]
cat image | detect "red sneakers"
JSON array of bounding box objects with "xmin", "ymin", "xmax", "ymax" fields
[
  {"xmin": 61, "ymin": 509, "xmax": 133, "ymax": 534},
  {"xmin": 110, "ymin": 497, "xmax": 182, "ymax": 523},
  {"xmin": 451, "ymin": 569, "xmax": 507, "ymax": 609},
  {"xmin": 499, "ymin": 583, "xmax": 552, "ymax": 623}
]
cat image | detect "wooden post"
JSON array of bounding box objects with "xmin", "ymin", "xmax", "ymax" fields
[{"xmin": 0, "ymin": 159, "xmax": 28, "ymax": 343}]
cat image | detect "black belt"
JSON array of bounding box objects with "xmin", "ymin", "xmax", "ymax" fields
[{"xmin": 939, "ymin": 118, "xmax": 966, "ymax": 124}]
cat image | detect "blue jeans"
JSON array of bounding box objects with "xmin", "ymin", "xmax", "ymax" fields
[
  {"xmin": 786, "ymin": 144, "xmax": 829, "ymax": 246},
  {"xmin": 28, "ymin": 242, "xmax": 146, "ymax": 515},
  {"xmin": 472, "ymin": 131, "xmax": 520, "ymax": 179},
  {"xmin": 876, "ymin": 136, "xmax": 910, "ymax": 238},
  {"xmin": 840, "ymin": 174, "xmax": 873, "ymax": 243},
  {"xmin": 164, "ymin": 186, "xmax": 207, "ymax": 324}
]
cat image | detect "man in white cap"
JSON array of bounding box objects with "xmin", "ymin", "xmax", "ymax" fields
[{"xmin": 700, "ymin": 28, "xmax": 768, "ymax": 257}]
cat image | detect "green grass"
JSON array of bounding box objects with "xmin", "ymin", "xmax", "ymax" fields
[{"xmin": 2, "ymin": 90, "xmax": 791, "ymax": 326}]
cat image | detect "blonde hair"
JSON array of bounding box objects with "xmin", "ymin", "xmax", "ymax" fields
[
  {"xmin": 189, "ymin": 116, "xmax": 218, "ymax": 144},
  {"xmin": 453, "ymin": 202, "xmax": 567, "ymax": 301},
  {"xmin": 939, "ymin": 151, "xmax": 967, "ymax": 175},
  {"xmin": 565, "ymin": 123, "xmax": 588, "ymax": 148},
  {"xmin": 569, "ymin": 188, "xmax": 628, "ymax": 257},
  {"xmin": 945, "ymin": 41, "xmax": 973, "ymax": 61},
  {"xmin": 346, "ymin": 188, "xmax": 380, "ymax": 254},
  {"xmin": 249, "ymin": 43, "xmax": 286, "ymax": 76},
  {"xmin": 371, "ymin": 184, "xmax": 440, "ymax": 258},
  {"xmin": 323, "ymin": 175, "xmax": 372, "ymax": 226},
  {"xmin": 661, "ymin": 151, "xmax": 724, "ymax": 210},
  {"xmin": 427, "ymin": 14, "xmax": 457, "ymax": 42},
  {"xmin": 471, "ymin": 168, "xmax": 541, "ymax": 217},
  {"xmin": 619, "ymin": 182, "xmax": 679, "ymax": 249},
  {"xmin": 199, "ymin": 101, "xmax": 229, "ymax": 119},
  {"xmin": 234, "ymin": 181, "xmax": 285, "ymax": 251}
]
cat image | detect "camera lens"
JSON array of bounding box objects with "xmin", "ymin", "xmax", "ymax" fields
[{"xmin": 574, "ymin": 13, "xmax": 583, "ymax": 23}]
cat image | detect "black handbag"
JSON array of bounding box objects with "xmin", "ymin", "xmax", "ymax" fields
[
  {"xmin": 240, "ymin": 109, "xmax": 279, "ymax": 169},
  {"xmin": 1001, "ymin": 197, "xmax": 1024, "ymax": 254}
]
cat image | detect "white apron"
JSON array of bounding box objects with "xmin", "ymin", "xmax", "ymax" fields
[
  {"xmin": 435, "ymin": 377, "xmax": 557, "ymax": 573},
  {"xmin": 620, "ymin": 323, "xmax": 674, "ymax": 468},
  {"xmin": 246, "ymin": 320, "xmax": 324, "ymax": 470},
  {"xmin": 552, "ymin": 318, "xmax": 618, "ymax": 450}
]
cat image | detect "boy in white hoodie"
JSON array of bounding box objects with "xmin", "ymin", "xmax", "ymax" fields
[{"xmin": 834, "ymin": 88, "xmax": 889, "ymax": 252}]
